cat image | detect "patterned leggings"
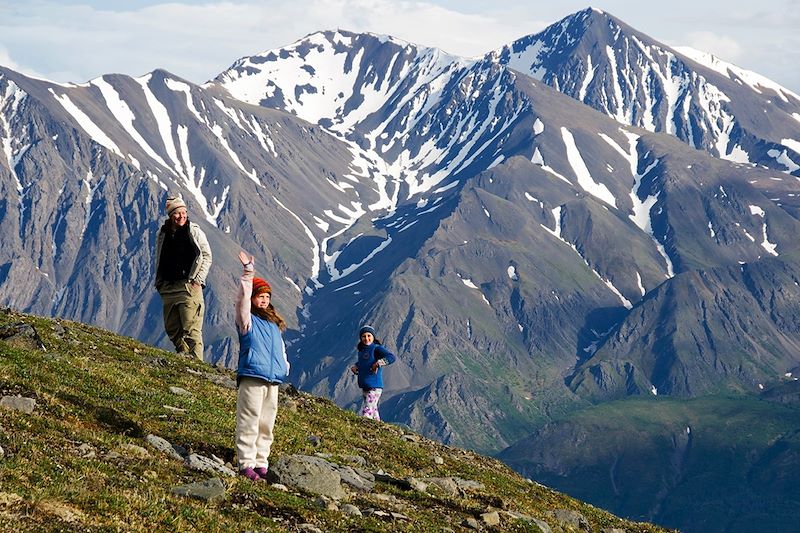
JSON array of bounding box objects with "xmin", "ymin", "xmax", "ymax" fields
[{"xmin": 359, "ymin": 388, "xmax": 383, "ymax": 420}]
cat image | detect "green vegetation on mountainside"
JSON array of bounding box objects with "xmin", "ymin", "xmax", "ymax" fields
[
  {"xmin": 0, "ymin": 309, "xmax": 670, "ymax": 532},
  {"xmin": 500, "ymin": 396, "xmax": 800, "ymax": 533}
]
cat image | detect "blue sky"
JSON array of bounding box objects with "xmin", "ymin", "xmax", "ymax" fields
[{"xmin": 1, "ymin": 0, "xmax": 798, "ymax": 92}]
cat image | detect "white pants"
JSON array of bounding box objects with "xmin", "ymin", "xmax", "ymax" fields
[{"xmin": 236, "ymin": 377, "xmax": 279, "ymax": 470}]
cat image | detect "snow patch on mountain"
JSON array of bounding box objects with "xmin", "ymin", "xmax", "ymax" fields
[
  {"xmin": 675, "ymin": 46, "xmax": 800, "ymax": 103},
  {"xmin": 562, "ymin": 127, "xmax": 616, "ymax": 207},
  {"xmin": 50, "ymin": 89, "xmax": 123, "ymax": 158}
]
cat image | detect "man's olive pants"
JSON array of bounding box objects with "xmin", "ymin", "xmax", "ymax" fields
[{"xmin": 159, "ymin": 280, "xmax": 204, "ymax": 360}]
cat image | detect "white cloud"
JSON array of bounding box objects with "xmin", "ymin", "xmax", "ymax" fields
[
  {"xmin": 0, "ymin": 0, "xmax": 543, "ymax": 84},
  {"xmin": 681, "ymin": 30, "xmax": 743, "ymax": 62}
]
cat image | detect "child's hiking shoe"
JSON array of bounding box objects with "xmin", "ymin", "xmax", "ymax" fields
[
  {"xmin": 253, "ymin": 467, "xmax": 268, "ymax": 478},
  {"xmin": 239, "ymin": 467, "xmax": 261, "ymax": 481}
]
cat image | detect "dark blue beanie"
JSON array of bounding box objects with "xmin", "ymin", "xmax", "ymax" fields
[{"xmin": 359, "ymin": 325, "xmax": 376, "ymax": 337}]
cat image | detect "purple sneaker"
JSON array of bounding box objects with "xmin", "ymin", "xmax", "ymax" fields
[
  {"xmin": 239, "ymin": 467, "xmax": 260, "ymax": 481},
  {"xmin": 253, "ymin": 467, "xmax": 268, "ymax": 478}
]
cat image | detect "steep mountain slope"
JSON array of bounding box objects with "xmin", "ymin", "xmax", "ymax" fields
[
  {"xmin": 0, "ymin": 66, "xmax": 381, "ymax": 362},
  {"xmin": 493, "ymin": 8, "xmax": 800, "ymax": 179}
]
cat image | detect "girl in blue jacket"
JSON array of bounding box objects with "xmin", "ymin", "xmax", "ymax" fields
[
  {"xmin": 235, "ymin": 251, "xmax": 289, "ymax": 481},
  {"xmin": 350, "ymin": 325, "xmax": 395, "ymax": 420}
]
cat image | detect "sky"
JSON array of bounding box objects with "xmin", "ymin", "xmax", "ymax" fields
[{"xmin": 1, "ymin": 0, "xmax": 799, "ymax": 92}]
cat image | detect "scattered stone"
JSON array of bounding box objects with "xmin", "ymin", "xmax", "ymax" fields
[
  {"xmin": 169, "ymin": 386, "xmax": 192, "ymax": 396},
  {"xmin": 0, "ymin": 445, "xmax": 4, "ymax": 459},
  {"xmin": 186, "ymin": 368, "xmax": 202, "ymax": 375},
  {"xmin": 340, "ymin": 454, "xmax": 368, "ymax": 467},
  {"xmin": 297, "ymin": 524, "xmax": 322, "ymax": 533},
  {"xmin": 462, "ymin": 517, "xmax": 480, "ymax": 530},
  {"xmin": 341, "ymin": 503, "xmax": 362, "ymax": 516},
  {"xmin": 313, "ymin": 495, "xmax": 339, "ymax": 511},
  {"xmin": 364, "ymin": 509, "xmax": 392, "ymax": 519},
  {"xmin": 185, "ymin": 453, "xmax": 237, "ymax": 477},
  {"xmin": 374, "ymin": 471, "xmax": 413, "ymax": 490},
  {"xmin": 120, "ymin": 443, "xmax": 150, "ymax": 458},
  {"xmin": 171, "ymin": 478, "xmax": 227, "ymax": 502},
  {"xmin": 204, "ymin": 373, "xmax": 236, "ymax": 389},
  {"xmin": 433, "ymin": 456, "xmax": 445, "ymax": 465},
  {"xmin": 307, "ymin": 435, "xmax": 321, "ymax": 447},
  {"xmin": 370, "ymin": 493, "xmax": 396, "ymax": 503},
  {"xmin": 267, "ymin": 455, "xmax": 347, "ymax": 499},
  {"xmin": 51, "ymin": 322, "xmax": 66, "ymax": 337},
  {"xmin": 143, "ymin": 356, "xmax": 169, "ymax": 367},
  {"xmin": 481, "ymin": 511, "xmax": 501, "ymax": 526},
  {"xmin": 550, "ymin": 509, "xmax": 590, "ymax": 531},
  {"xmin": 76, "ymin": 443, "xmax": 96, "ymax": 459},
  {"xmin": 390, "ymin": 512, "xmax": 410, "ymax": 520},
  {"xmin": 406, "ymin": 477, "xmax": 428, "ymax": 492},
  {"xmin": 401, "ymin": 434, "xmax": 421, "ymax": 443},
  {"xmin": 422, "ymin": 477, "xmax": 458, "ymax": 497},
  {"xmin": 105, "ymin": 451, "xmax": 122, "ymax": 461},
  {"xmin": 332, "ymin": 465, "xmax": 373, "ymax": 492},
  {"xmin": 0, "ymin": 395, "xmax": 36, "ymax": 414},
  {"xmin": 270, "ymin": 483, "xmax": 289, "ymax": 492},
  {"xmin": 601, "ymin": 529, "xmax": 627, "ymax": 533},
  {"xmin": 145, "ymin": 434, "xmax": 187, "ymax": 461},
  {"xmin": 0, "ymin": 322, "xmax": 46, "ymax": 350},
  {"xmin": 163, "ymin": 405, "xmax": 186, "ymax": 413},
  {"xmin": 211, "ymin": 453, "xmax": 225, "ymax": 465}
]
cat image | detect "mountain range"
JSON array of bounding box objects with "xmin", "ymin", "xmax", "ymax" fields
[{"xmin": 1, "ymin": 7, "xmax": 799, "ymax": 532}]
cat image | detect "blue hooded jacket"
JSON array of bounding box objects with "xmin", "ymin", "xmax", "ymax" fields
[{"xmin": 355, "ymin": 343, "xmax": 396, "ymax": 390}]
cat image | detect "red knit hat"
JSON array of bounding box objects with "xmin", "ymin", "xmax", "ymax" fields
[{"xmin": 252, "ymin": 278, "xmax": 271, "ymax": 296}]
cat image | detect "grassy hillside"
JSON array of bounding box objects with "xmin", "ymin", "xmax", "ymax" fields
[{"xmin": 0, "ymin": 309, "xmax": 670, "ymax": 532}]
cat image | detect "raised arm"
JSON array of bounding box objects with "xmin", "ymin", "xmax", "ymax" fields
[{"xmin": 236, "ymin": 251, "xmax": 254, "ymax": 334}]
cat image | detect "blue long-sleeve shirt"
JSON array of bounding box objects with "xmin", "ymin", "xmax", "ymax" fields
[{"xmin": 354, "ymin": 343, "xmax": 395, "ymax": 390}]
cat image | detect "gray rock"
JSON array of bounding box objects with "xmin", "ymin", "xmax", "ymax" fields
[
  {"xmin": 76, "ymin": 443, "xmax": 95, "ymax": 459},
  {"xmin": 481, "ymin": 510, "xmax": 501, "ymax": 526},
  {"xmin": 204, "ymin": 373, "xmax": 236, "ymax": 389},
  {"xmin": 270, "ymin": 483, "xmax": 288, "ymax": 491},
  {"xmin": 306, "ymin": 435, "xmax": 321, "ymax": 447},
  {"xmin": 0, "ymin": 323, "xmax": 46, "ymax": 350},
  {"xmin": 341, "ymin": 504, "xmax": 362, "ymax": 516},
  {"xmin": 462, "ymin": 517, "xmax": 480, "ymax": 530},
  {"xmin": 424, "ymin": 477, "xmax": 459, "ymax": 496},
  {"xmin": 0, "ymin": 444, "xmax": 4, "ymax": 459},
  {"xmin": 163, "ymin": 405, "xmax": 186, "ymax": 413},
  {"xmin": 120, "ymin": 443, "xmax": 151, "ymax": 458},
  {"xmin": 391, "ymin": 512, "xmax": 410, "ymax": 520},
  {"xmin": 502, "ymin": 510, "xmax": 551, "ymax": 532},
  {"xmin": 145, "ymin": 434, "xmax": 187, "ymax": 461},
  {"xmin": 0, "ymin": 395, "xmax": 36, "ymax": 414},
  {"xmin": 433, "ymin": 456, "xmax": 445, "ymax": 465},
  {"xmin": 171, "ymin": 477, "xmax": 227, "ymax": 502},
  {"xmin": 334, "ymin": 464, "xmax": 374, "ymax": 492},
  {"xmin": 401, "ymin": 434, "xmax": 421, "ymax": 443},
  {"xmin": 267, "ymin": 455, "xmax": 347, "ymax": 499},
  {"xmin": 185, "ymin": 453, "xmax": 237, "ymax": 477},
  {"xmin": 169, "ymin": 386, "xmax": 192, "ymax": 396},
  {"xmin": 282, "ymin": 398, "xmax": 299, "ymax": 412},
  {"xmin": 340, "ymin": 454, "xmax": 368, "ymax": 467},
  {"xmin": 601, "ymin": 529, "xmax": 627, "ymax": 533},
  {"xmin": 551, "ymin": 509, "xmax": 591, "ymax": 531},
  {"xmin": 105, "ymin": 451, "xmax": 122, "ymax": 461},
  {"xmin": 407, "ymin": 477, "xmax": 428, "ymax": 492},
  {"xmin": 297, "ymin": 524, "xmax": 322, "ymax": 533},
  {"xmin": 313, "ymin": 495, "xmax": 339, "ymax": 511},
  {"xmin": 374, "ymin": 471, "xmax": 413, "ymax": 490}
]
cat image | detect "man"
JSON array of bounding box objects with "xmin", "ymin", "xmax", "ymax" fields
[{"xmin": 154, "ymin": 196, "xmax": 212, "ymax": 360}]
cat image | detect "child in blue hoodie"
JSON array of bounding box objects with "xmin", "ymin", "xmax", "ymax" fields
[
  {"xmin": 350, "ymin": 325, "xmax": 395, "ymax": 420},
  {"xmin": 235, "ymin": 251, "xmax": 289, "ymax": 481}
]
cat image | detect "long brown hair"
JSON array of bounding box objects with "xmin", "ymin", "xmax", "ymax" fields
[{"xmin": 251, "ymin": 304, "xmax": 286, "ymax": 331}]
